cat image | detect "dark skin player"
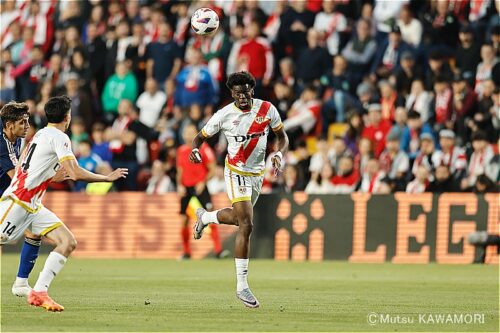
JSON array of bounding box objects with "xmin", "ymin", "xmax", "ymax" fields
[{"xmin": 189, "ymin": 83, "xmax": 288, "ymax": 259}]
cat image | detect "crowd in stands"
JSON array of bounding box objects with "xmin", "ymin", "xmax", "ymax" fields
[{"xmin": 0, "ymin": 0, "xmax": 499, "ymax": 194}]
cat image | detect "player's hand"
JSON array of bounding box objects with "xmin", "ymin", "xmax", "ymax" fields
[
  {"xmin": 189, "ymin": 148, "xmax": 203, "ymax": 163},
  {"xmin": 271, "ymin": 151, "xmax": 284, "ymax": 178},
  {"xmin": 106, "ymin": 168, "xmax": 128, "ymax": 182}
]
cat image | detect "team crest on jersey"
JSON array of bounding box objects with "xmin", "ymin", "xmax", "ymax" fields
[
  {"xmin": 233, "ymin": 120, "xmax": 240, "ymax": 126},
  {"xmin": 238, "ymin": 186, "xmax": 247, "ymax": 194}
]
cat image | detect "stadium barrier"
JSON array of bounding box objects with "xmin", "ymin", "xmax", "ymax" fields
[{"xmin": 2, "ymin": 192, "xmax": 498, "ymax": 264}]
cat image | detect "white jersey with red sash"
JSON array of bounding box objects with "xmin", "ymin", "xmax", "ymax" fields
[
  {"xmin": 2, "ymin": 126, "xmax": 75, "ymax": 212},
  {"xmin": 202, "ymin": 99, "xmax": 283, "ymax": 176}
]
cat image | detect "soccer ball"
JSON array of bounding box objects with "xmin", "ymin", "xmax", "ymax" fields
[{"xmin": 191, "ymin": 8, "xmax": 219, "ymax": 36}]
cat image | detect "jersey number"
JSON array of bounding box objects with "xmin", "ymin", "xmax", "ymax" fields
[
  {"xmin": 2, "ymin": 221, "xmax": 16, "ymax": 236},
  {"xmin": 21, "ymin": 143, "xmax": 37, "ymax": 172}
]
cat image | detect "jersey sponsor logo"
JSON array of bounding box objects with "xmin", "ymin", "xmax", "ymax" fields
[
  {"xmin": 231, "ymin": 132, "xmax": 266, "ymax": 143},
  {"xmin": 254, "ymin": 116, "xmax": 269, "ymax": 124}
]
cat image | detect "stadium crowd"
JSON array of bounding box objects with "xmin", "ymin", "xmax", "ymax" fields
[{"xmin": 0, "ymin": 0, "xmax": 499, "ymax": 194}]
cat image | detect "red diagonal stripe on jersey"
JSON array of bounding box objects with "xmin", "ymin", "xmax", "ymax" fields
[
  {"xmin": 228, "ymin": 101, "xmax": 272, "ymax": 166},
  {"xmin": 12, "ymin": 168, "xmax": 52, "ymax": 203}
]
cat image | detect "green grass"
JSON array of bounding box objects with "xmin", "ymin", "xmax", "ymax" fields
[{"xmin": 1, "ymin": 254, "xmax": 498, "ymax": 332}]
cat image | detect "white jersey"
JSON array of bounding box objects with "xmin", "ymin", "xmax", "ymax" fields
[
  {"xmin": 201, "ymin": 99, "xmax": 283, "ymax": 175},
  {"xmin": 2, "ymin": 126, "xmax": 75, "ymax": 212}
]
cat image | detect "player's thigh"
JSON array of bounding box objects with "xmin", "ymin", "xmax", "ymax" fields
[
  {"xmin": 0, "ymin": 200, "xmax": 30, "ymax": 244},
  {"xmin": 250, "ymin": 175, "xmax": 264, "ymax": 207},
  {"xmin": 28, "ymin": 207, "xmax": 67, "ymax": 240},
  {"xmin": 224, "ymin": 167, "xmax": 252, "ymax": 204},
  {"xmin": 232, "ymin": 200, "xmax": 253, "ymax": 224},
  {"xmin": 42, "ymin": 223, "xmax": 77, "ymax": 249}
]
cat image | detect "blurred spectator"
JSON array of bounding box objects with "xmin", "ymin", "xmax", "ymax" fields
[
  {"xmin": 196, "ymin": 27, "xmax": 232, "ymax": 84},
  {"xmin": 421, "ymin": 0, "xmax": 459, "ymax": 51},
  {"xmin": 207, "ymin": 165, "xmax": 226, "ymax": 194},
  {"xmin": 357, "ymin": 157, "xmax": 386, "ymax": 193},
  {"xmin": 91, "ymin": 122, "xmax": 112, "ymax": 165},
  {"xmin": 412, "ymin": 132, "xmax": 437, "ymax": 177},
  {"xmin": 11, "ymin": 45, "xmax": 45, "ymax": 101},
  {"xmin": 425, "ymin": 51, "xmax": 453, "ymax": 90},
  {"xmin": 313, "ymin": 0, "xmax": 348, "ymax": 56},
  {"xmin": 432, "ymin": 129, "xmax": 467, "ymax": 179},
  {"xmin": 354, "ymin": 137, "xmax": 373, "ymax": 173},
  {"xmin": 427, "ymin": 164, "xmax": 460, "ymax": 193},
  {"xmin": 405, "ymin": 79, "xmax": 432, "ymax": 122},
  {"xmin": 70, "ymin": 50, "xmax": 92, "ymax": 92},
  {"xmin": 283, "ymin": 85, "xmax": 321, "ymax": 146},
  {"xmin": 11, "ymin": 26, "xmax": 34, "ymax": 65},
  {"xmin": 370, "ymin": 25, "xmax": 413, "ymax": 80},
  {"xmin": 146, "ymin": 159, "xmax": 175, "ymax": 194},
  {"xmin": 276, "ymin": 0, "xmax": 315, "ymax": 61},
  {"xmin": 392, "ymin": 51, "xmax": 423, "ymax": 97},
  {"xmin": 373, "ymin": 0, "xmax": 408, "ymax": 41},
  {"xmin": 76, "ymin": 139, "xmax": 104, "ymax": 192},
  {"xmin": 475, "ymin": 43, "xmax": 498, "ymax": 97},
  {"xmin": 343, "ymin": 111, "xmax": 363, "ymax": 154},
  {"xmin": 145, "ymin": 22, "xmax": 182, "ymax": 87},
  {"xmin": 309, "ymin": 136, "xmax": 330, "ymax": 182},
  {"xmin": 378, "ymin": 80, "xmax": 402, "ymax": 121},
  {"xmin": 379, "ymin": 130, "xmax": 409, "ymax": 191},
  {"xmin": 0, "ymin": 67, "xmax": 15, "ymax": 103},
  {"xmin": 175, "ymin": 48, "xmax": 217, "ymax": 114},
  {"xmin": 452, "ymin": 72, "xmax": 478, "ymax": 143},
  {"xmin": 281, "ymin": 164, "xmax": 304, "ymax": 193},
  {"xmin": 64, "ymin": 72, "xmax": 93, "ymax": 130},
  {"xmin": 473, "ymin": 80, "xmax": 497, "ymax": 141},
  {"xmin": 271, "ymin": 81, "xmax": 294, "ymax": 119},
  {"xmin": 84, "ymin": 22, "xmax": 106, "ymax": 96},
  {"xmin": 462, "ymin": 131, "xmax": 497, "ymax": 190},
  {"xmin": 474, "ymin": 174, "xmax": 499, "ymax": 194},
  {"xmin": 295, "ymin": 28, "xmax": 331, "ymax": 88},
  {"xmin": 361, "ymin": 103, "xmax": 391, "ymax": 157},
  {"xmin": 400, "ymin": 111, "xmax": 434, "ymax": 159},
  {"xmin": 70, "ymin": 117, "xmax": 90, "ymax": 156},
  {"xmin": 342, "ymin": 18, "xmax": 377, "ymax": 80},
  {"xmin": 137, "ymin": 78, "xmax": 166, "ymax": 128},
  {"xmin": 320, "ymin": 55, "xmax": 355, "ymax": 124},
  {"xmin": 305, "ymin": 163, "xmax": 335, "ymax": 194},
  {"xmin": 406, "ymin": 165, "xmax": 430, "ymax": 193},
  {"xmin": 455, "ymin": 25, "xmax": 482, "ymax": 78},
  {"xmin": 331, "ymin": 155, "xmax": 359, "ymax": 194},
  {"xmin": 101, "ymin": 61, "xmax": 138, "ymax": 123},
  {"xmin": 227, "ymin": 21, "xmax": 274, "ymax": 92},
  {"xmin": 431, "ymin": 77, "xmax": 453, "ymax": 131},
  {"xmin": 397, "ymin": 4, "xmax": 422, "ymax": 47}
]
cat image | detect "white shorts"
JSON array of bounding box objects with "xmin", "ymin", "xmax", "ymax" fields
[
  {"xmin": 224, "ymin": 166, "xmax": 264, "ymax": 206},
  {"xmin": 0, "ymin": 198, "xmax": 63, "ymax": 244}
]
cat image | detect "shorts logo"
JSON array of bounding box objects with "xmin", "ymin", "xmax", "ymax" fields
[{"xmin": 238, "ymin": 186, "xmax": 247, "ymax": 194}]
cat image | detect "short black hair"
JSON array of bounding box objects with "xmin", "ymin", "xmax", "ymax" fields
[
  {"xmin": 226, "ymin": 71, "xmax": 256, "ymax": 90},
  {"xmin": 471, "ymin": 130, "xmax": 488, "ymax": 142},
  {"xmin": 44, "ymin": 95, "xmax": 71, "ymax": 123},
  {"xmin": 0, "ymin": 101, "xmax": 29, "ymax": 125},
  {"xmin": 407, "ymin": 111, "xmax": 421, "ymax": 119}
]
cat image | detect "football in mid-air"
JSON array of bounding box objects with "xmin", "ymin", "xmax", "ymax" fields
[{"xmin": 191, "ymin": 8, "xmax": 219, "ymax": 36}]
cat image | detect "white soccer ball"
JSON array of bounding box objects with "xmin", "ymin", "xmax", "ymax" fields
[{"xmin": 191, "ymin": 8, "xmax": 219, "ymax": 36}]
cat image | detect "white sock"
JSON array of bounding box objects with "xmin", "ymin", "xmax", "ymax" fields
[
  {"xmin": 235, "ymin": 258, "xmax": 249, "ymax": 292},
  {"xmin": 33, "ymin": 252, "xmax": 67, "ymax": 292},
  {"xmin": 15, "ymin": 277, "xmax": 29, "ymax": 286},
  {"xmin": 201, "ymin": 210, "xmax": 220, "ymax": 225}
]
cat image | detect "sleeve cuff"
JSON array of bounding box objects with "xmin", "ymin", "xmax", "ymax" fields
[
  {"xmin": 59, "ymin": 155, "xmax": 76, "ymax": 163},
  {"xmin": 201, "ymin": 128, "xmax": 210, "ymax": 138},
  {"xmin": 272, "ymin": 123, "xmax": 284, "ymax": 132}
]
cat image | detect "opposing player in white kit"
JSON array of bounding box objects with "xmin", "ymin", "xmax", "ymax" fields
[
  {"xmin": 190, "ymin": 72, "xmax": 289, "ymax": 308},
  {"xmin": 0, "ymin": 96, "xmax": 128, "ymax": 311}
]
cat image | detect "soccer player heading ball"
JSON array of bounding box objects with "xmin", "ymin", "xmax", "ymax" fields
[{"xmin": 189, "ymin": 71, "xmax": 289, "ymax": 308}]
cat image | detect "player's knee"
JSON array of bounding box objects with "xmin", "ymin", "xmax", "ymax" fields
[
  {"xmin": 63, "ymin": 237, "xmax": 77, "ymax": 253},
  {"xmin": 238, "ymin": 217, "xmax": 253, "ymax": 234}
]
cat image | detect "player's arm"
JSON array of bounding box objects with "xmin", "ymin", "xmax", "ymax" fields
[
  {"xmin": 189, "ymin": 111, "xmax": 221, "ymax": 163},
  {"xmin": 60, "ymin": 157, "xmax": 128, "ymax": 183},
  {"xmin": 271, "ymin": 126, "xmax": 289, "ymax": 172}
]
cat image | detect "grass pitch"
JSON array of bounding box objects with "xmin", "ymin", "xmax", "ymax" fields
[{"xmin": 1, "ymin": 254, "xmax": 498, "ymax": 332}]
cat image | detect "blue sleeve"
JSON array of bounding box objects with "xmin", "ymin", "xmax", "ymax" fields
[
  {"xmin": 400, "ymin": 127, "xmax": 410, "ymax": 153},
  {"xmin": 0, "ymin": 139, "xmax": 15, "ymax": 175}
]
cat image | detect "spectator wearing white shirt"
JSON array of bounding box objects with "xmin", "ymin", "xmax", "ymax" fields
[
  {"xmin": 379, "ymin": 129, "xmax": 409, "ymax": 191},
  {"xmin": 313, "ymin": 0, "xmax": 348, "ymax": 56},
  {"xmin": 406, "ymin": 165, "xmax": 429, "ymax": 193},
  {"xmin": 137, "ymin": 78, "xmax": 167, "ymax": 128},
  {"xmin": 397, "ymin": 4, "xmax": 422, "ymax": 47},
  {"xmin": 305, "ymin": 163, "xmax": 336, "ymax": 194}
]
